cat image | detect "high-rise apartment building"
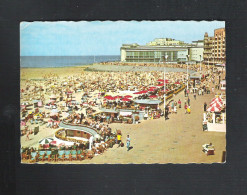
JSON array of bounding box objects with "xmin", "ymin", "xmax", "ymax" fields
[{"xmin": 203, "ymin": 28, "xmax": 225, "ymax": 65}]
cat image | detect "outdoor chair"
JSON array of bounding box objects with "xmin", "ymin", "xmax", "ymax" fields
[
  {"xmin": 38, "ymin": 151, "xmax": 46, "ymax": 161},
  {"xmin": 57, "ymin": 150, "xmax": 65, "ymax": 161},
  {"xmin": 71, "ymin": 150, "xmax": 77, "ymax": 160},
  {"xmin": 64, "ymin": 150, "xmax": 71, "ymax": 161},
  {"xmin": 43, "ymin": 150, "xmax": 52, "ymax": 161},
  {"xmin": 21, "ymin": 148, "xmax": 29, "ymax": 160},
  {"xmin": 30, "ymin": 152, "xmax": 38, "ymax": 163},
  {"xmin": 76, "ymin": 150, "xmax": 84, "ymax": 160}
]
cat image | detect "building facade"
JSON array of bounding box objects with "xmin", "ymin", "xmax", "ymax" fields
[
  {"xmin": 121, "ymin": 44, "xmax": 189, "ymax": 63},
  {"xmin": 203, "ymin": 28, "xmax": 225, "ymax": 65},
  {"xmin": 121, "ymin": 42, "xmax": 204, "ymax": 63}
]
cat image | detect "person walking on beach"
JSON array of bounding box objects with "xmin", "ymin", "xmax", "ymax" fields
[
  {"xmin": 117, "ymin": 133, "xmax": 122, "ymax": 147},
  {"xmin": 25, "ymin": 130, "xmax": 30, "ymax": 141},
  {"xmin": 184, "ymin": 88, "xmax": 187, "ymax": 97},
  {"xmin": 187, "ymin": 97, "xmax": 190, "ymax": 106},
  {"xmin": 126, "ymin": 135, "xmax": 131, "ymax": 151},
  {"xmin": 194, "ymin": 92, "xmax": 196, "ymax": 100},
  {"xmin": 178, "ymin": 99, "xmax": 181, "ymax": 108},
  {"xmin": 204, "ymin": 102, "xmax": 207, "ymax": 112},
  {"xmin": 184, "ymin": 103, "xmax": 188, "ymax": 114}
]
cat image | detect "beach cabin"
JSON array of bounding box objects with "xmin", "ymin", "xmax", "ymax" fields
[{"xmin": 134, "ymin": 99, "xmax": 162, "ymax": 110}]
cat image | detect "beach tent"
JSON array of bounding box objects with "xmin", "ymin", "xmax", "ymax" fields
[
  {"xmin": 210, "ymin": 101, "xmax": 223, "ymax": 108},
  {"xmin": 157, "ymin": 79, "xmax": 169, "ymax": 83},
  {"xmin": 104, "ymin": 95, "xmax": 115, "ymax": 100},
  {"xmin": 207, "ymin": 106, "xmax": 221, "ymax": 112}
]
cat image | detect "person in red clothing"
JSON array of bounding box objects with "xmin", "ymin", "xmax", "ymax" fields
[
  {"xmin": 184, "ymin": 103, "xmax": 188, "ymax": 114},
  {"xmin": 178, "ymin": 99, "xmax": 181, "ymax": 108}
]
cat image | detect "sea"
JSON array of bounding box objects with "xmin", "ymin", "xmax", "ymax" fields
[{"xmin": 20, "ymin": 55, "xmax": 121, "ymax": 68}]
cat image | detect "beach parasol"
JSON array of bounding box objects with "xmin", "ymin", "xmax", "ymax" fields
[
  {"xmin": 121, "ymin": 98, "xmax": 131, "ymax": 102},
  {"xmin": 104, "ymin": 95, "xmax": 114, "ymax": 100},
  {"xmin": 207, "ymin": 106, "xmax": 221, "ymax": 112},
  {"xmin": 114, "ymin": 95, "xmax": 123, "ymax": 99},
  {"xmin": 50, "ymin": 140, "xmax": 57, "ymax": 146},
  {"xmin": 148, "ymin": 88, "xmax": 154, "ymax": 92},
  {"xmin": 174, "ymin": 81, "xmax": 181, "ymax": 85},
  {"xmin": 157, "ymin": 83, "xmax": 164, "ymax": 87},
  {"xmin": 39, "ymin": 138, "xmax": 54, "ymax": 145}
]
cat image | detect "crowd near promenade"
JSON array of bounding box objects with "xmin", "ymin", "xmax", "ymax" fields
[{"xmin": 20, "ymin": 62, "xmax": 226, "ymax": 164}]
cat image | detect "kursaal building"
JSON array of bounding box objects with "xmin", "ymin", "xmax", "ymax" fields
[{"xmin": 120, "ymin": 38, "xmax": 204, "ymax": 63}]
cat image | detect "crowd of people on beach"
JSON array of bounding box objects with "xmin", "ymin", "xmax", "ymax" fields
[{"xmin": 21, "ymin": 61, "xmax": 225, "ymax": 162}]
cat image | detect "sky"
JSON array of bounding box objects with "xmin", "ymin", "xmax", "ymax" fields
[{"xmin": 20, "ymin": 21, "xmax": 225, "ymax": 56}]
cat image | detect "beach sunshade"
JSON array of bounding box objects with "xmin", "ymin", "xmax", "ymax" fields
[
  {"xmin": 207, "ymin": 106, "xmax": 221, "ymax": 112},
  {"xmin": 104, "ymin": 95, "xmax": 114, "ymax": 100},
  {"xmin": 157, "ymin": 83, "xmax": 164, "ymax": 87},
  {"xmin": 114, "ymin": 95, "xmax": 123, "ymax": 99},
  {"xmin": 174, "ymin": 81, "xmax": 181, "ymax": 85},
  {"xmin": 50, "ymin": 140, "xmax": 57, "ymax": 145},
  {"xmin": 121, "ymin": 98, "xmax": 131, "ymax": 102},
  {"xmin": 148, "ymin": 88, "xmax": 154, "ymax": 92},
  {"xmin": 39, "ymin": 138, "xmax": 54, "ymax": 145}
]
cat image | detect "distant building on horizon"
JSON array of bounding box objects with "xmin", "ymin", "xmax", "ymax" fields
[
  {"xmin": 203, "ymin": 28, "xmax": 225, "ymax": 65},
  {"xmin": 120, "ymin": 38, "xmax": 204, "ymax": 63}
]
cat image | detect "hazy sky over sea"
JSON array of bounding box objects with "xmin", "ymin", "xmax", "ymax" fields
[{"xmin": 20, "ymin": 21, "xmax": 225, "ymax": 56}]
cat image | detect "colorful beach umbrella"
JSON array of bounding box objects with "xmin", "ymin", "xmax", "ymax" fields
[
  {"xmin": 114, "ymin": 95, "xmax": 123, "ymax": 99},
  {"xmin": 121, "ymin": 98, "xmax": 131, "ymax": 102},
  {"xmin": 174, "ymin": 81, "xmax": 181, "ymax": 85},
  {"xmin": 104, "ymin": 95, "xmax": 114, "ymax": 100},
  {"xmin": 39, "ymin": 138, "xmax": 54, "ymax": 145},
  {"xmin": 124, "ymin": 95, "xmax": 132, "ymax": 98}
]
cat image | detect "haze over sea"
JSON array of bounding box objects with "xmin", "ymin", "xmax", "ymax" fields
[{"xmin": 20, "ymin": 55, "xmax": 121, "ymax": 68}]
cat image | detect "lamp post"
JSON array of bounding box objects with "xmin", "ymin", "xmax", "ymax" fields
[
  {"xmin": 186, "ymin": 54, "xmax": 190, "ymax": 90},
  {"xmin": 199, "ymin": 55, "xmax": 202, "ymax": 72},
  {"xmin": 164, "ymin": 54, "xmax": 168, "ymax": 109}
]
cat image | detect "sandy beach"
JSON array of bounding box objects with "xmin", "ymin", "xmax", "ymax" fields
[{"xmin": 21, "ymin": 63, "xmax": 226, "ymax": 164}]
